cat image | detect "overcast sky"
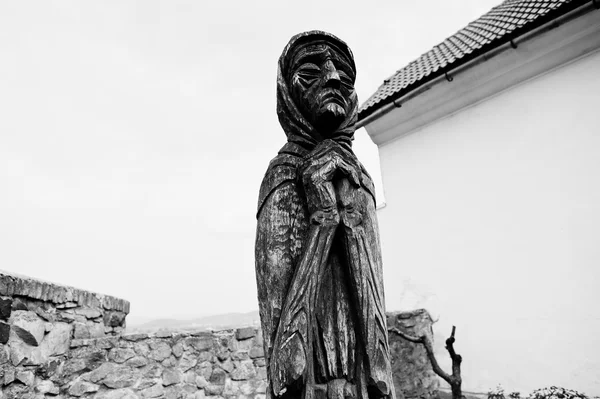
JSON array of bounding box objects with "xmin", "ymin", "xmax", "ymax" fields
[{"xmin": 0, "ymin": 0, "xmax": 501, "ymax": 323}]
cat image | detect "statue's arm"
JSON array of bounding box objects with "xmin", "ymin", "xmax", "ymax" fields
[
  {"xmin": 267, "ymin": 153, "xmax": 346, "ymax": 395},
  {"xmin": 255, "ymin": 180, "xmax": 306, "ymax": 371},
  {"xmin": 268, "ymin": 198, "xmax": 340, "ymax": 396},
  {"xmin": 335, "ymin": 177, "xmax": 394, "ymax": 398}
]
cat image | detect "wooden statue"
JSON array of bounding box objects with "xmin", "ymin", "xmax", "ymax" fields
[{"xmin": 255, "ymin": 31, "xmax": 396, "ymax": 399}]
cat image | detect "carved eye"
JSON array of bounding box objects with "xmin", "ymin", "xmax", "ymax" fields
[{"xmin": 295, "ymin": 63, "xmax": 321, "ymax": 81}]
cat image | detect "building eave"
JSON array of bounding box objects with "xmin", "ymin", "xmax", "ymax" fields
[
  {"xmin": 358, "ymin": 0, "xmax": 594, "ymax": 123},
  {"xmin": 361, "ymin": 1, "xmax": 600, "ymax": 146}
]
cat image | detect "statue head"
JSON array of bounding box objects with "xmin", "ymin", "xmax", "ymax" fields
[
  {"xmin": 277, "ymin": 31, "xmax": 358, "ymax": 147},
  {"xmin": 287, "ymin": 39, "xmax": 356, "ymax": 135}
]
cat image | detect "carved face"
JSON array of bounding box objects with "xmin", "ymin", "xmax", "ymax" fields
[{"xmin": 288, "ymin": 42, "xmax": 356, "ymax": 137}]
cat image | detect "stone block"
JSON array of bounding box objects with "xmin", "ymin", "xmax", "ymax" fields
[
  {"xmin": 15, "ymin": 370, "xmax": 35, "ymax": 386},
  {"xmin": 134, "ymin": 341, "xmax": 150, "ymax": 357},
  {"xmin": 0, "ymin": 345, "xmax": 8, "ymax": 364},
  {"xmin": 196, "ymin": 361, "xmax": 213, "ymax": 380},
  {"xmin": 185, "ymin": 336, "xmax": 213, "ymax": 352},
  {"xmin": 73, "ymin": 322, "xmax": 105, "ymax": 339},
  {"xmin": 74, "ymin": 307, "xmax": 102, "ymax": 319},
  {"xmin": 34, "ymin": 307, "xmax": 56, "ymax": 322},
  {"xmin": 10, "ymin": 310, "xmax": 45, "ymax": 346},
  {"xmin": 197, "ymin": 351, "xmax": 213, "ymax": 362},
  {"xmin": 29, "ymin": 322, "xmax": 71, "ymax": 363},
  {"xmin": 35, "ymin": 380, "xmax": 59, "ymax": 395},
  {"xmin": 102, "ymin": 365, "xmax": 136, "ymax": 389},
  {"xmin": 231, "ymin": 350, "xmax": 250, "ymax": 361},
  {"xmin": 256, "ymin": 366, "xmax": 267, "ymax": 380},
  {"xmin": 10, "ymin": 298, "xmax": 28, "ymax": 311},
  {"xmin": 0, "ymin": 322, "xmax": 9, "ymax": 344},
  {"xmin": 256, "ymin": 380, "xmax": 267, "ymax": 394},
  {"xmin": 141, "ymin": 383, "xmax": 165, "ymax": 398},
  {"xmin": 179, "ymin": 352, "xmax": 198, "ymax": 372},
  {"xmin": 223, "ymin": 379, "xmax": 241, "ymax": 396},
  {"xmin": 104, "ymin": 311, "xmax": 127, "ymax": 328},
  {"xmin": 2, "ymin": 382, "xmax": 27, "ymax": 398},
  {"xmin": 68, "ymin": 379, "xmax": 100, "ymax": 396},
  {"xmin": 249, "ymin": 345, "xmax": 264, "ymax": 359},
  {"xmin": 156, "ymin": 330, "xmax": 172, "ymax": 338},
  {"xmin": 235, "ymin": 327, "xmax": 256, "ymax": 341},
  {"xmin": 86, "ymin": 362, "xmax": 117, "ymax": 383},
  {"xmin": 231, "ymin": 359, "xmax": 256, "ymax": 381},
  {"xmin": 162, "ymin": 355, "xmax": 178, "ymax": 367},
  {"xmin": 143, "ymin": 364, "xmax": 163, "ymax": 379},
  {"xmin": 164, "ymin": 385, "xmax": 183, "ymax": 399},
  {"xmin": 122, "ymin": 333, "xmax": 149, "ymax": 342},
  {"xmin": 219, "ymin": 358, "xmax": 234, "ymax": 373},
  {"xmin": 9, "ymin": 338, "xmax": 32, "ymax": 366},
  {"xmin": 172, "ymin": 342, "xmax": 184, "ymax": 358},
  {"xmin": 240, "ymin": 380, "xmax": 256, "ymax": 395},
  {"xmin": 62, "ymin": 357, "xmax": 89, "ymax": 378},
  {"xmin": 184, "ymin": 370, "xmax": 197, "ymax": 384},
  {"xmin": 148, "ymin": 340, "xmax": 172, "ymax": 361},
  {"xmin": 0, "ymin": 298, "xmax": 12, "ymax": 320},
  {"xmin": 3, "ymin": 366, "xmax": 15, "ymax": 385},
  {"xmin": 209, "ymin": 367, "xmax": 227, "ymax": 385},
  {"xmin": 235, "ymin": 338, "xmax": 254, "ymax": 351},
  {"xmin": 125, "ymin": 355, "xmax": 148, "ymax": 368},
  {"xmin": 95, "ymin": 336, "xmax": 119, "ymax": 349},
  {"xmin": 162, "ymin": 368, "xmax": 183, "ymax": 386},
  {"xmin": 108, "ymin": 348, "xmax": 136, "ymax": 363},
  {"xmin": 205, "ymin": 383, "xmax": 225, "ymax": 396},
  {"xmin": 195, "ymin": 375, "xmax": 208, "ymax": 389}
]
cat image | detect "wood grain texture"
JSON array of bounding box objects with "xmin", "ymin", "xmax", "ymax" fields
[{"xmin": 256, "ymin": 31, "xmax": 396, "ymax": 399}]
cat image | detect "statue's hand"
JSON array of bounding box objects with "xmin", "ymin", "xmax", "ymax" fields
[
  {"xmin": 335, "ymin": 177, "xmax": 363, "ymax": 228},
  {"xmin": 301, "ymin": 140, "xmax": 361, "ymax": 224}
]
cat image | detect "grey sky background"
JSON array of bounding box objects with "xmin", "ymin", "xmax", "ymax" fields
[{"xmin": 0, "ymin": 0, "xmax": 501, "ymax": 323}]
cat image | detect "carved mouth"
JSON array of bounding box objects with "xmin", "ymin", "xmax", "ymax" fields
[{"xmin": 320, "ymin": 90, "xmax": 346, "ymax": 108}]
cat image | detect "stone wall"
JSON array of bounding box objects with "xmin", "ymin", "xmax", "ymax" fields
[
  {"xmin": 387, "ymin": 310, "xmax": 440, "ymax": 399},
  {"xmin": 0, "ymin": 271, "xmax": 439, "ymax": 399},
  {"xmin": 0, "ymin": 271, "xmax": 130, "ymax": 398},
  {"xmin": 57, "ymin": 327, "xmax": 266, "ymax": 399}
]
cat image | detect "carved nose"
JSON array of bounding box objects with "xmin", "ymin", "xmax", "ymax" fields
[{"xmin": 323, "ymin": 61, "xmax": 341, "ymax": 89}]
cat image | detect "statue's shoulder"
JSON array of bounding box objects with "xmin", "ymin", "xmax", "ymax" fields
[{"xmin": 256, "ymin": 143, "xmax": 307, "ymax": 218}]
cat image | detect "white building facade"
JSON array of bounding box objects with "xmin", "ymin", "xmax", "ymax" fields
[{"xmin": 360, "ymin": 1, "xmax": 600, "ymax": 395}]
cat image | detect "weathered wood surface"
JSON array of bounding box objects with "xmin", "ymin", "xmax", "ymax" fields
[{"xmin": 255, "ymin": 31, "xmax": 396, "ymax": 399}]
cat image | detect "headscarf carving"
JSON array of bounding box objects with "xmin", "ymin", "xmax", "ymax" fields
[{"xmin": 276, "ymin": 31, "xmax": 359, "ymax": 152}]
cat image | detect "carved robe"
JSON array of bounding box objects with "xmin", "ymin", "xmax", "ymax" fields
[{"xmin": 255, "ymin": 31, "xmax": 395, "ymax": 399}]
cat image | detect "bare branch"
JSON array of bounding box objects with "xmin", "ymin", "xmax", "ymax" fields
[
  {"xmin": 389, "ymin": 327, "xmax": 452, "ymax": 384},
  {"xmin": 388, "ymin": 327, "xmax": 424, "ymax": 344},
  {"xmin": 391, "ymin": 325, "xmax": 464, "ymax": 399}
]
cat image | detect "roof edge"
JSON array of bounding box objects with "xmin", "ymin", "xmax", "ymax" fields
[
  {"xmin": 362, "ymin": 2, "xmax": 600, "ymax": 146},
  {"xmin": 357, "ymin": 0, "xmax": 594, "ymax": 126}
]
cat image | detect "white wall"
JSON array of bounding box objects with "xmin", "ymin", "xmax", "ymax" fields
[{"xmin": 377, "ymin": 49, "xmax": 600, "ymax": 395}]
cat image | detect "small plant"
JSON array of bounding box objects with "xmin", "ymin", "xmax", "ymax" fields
[
  {"xmin": 488, "ymin": 385, "xmax": 505, "ymax": 399},
  {"xmin": 528, "ymin": 386, "xmax": 588, "ymax": 399},
  {"xmin": 509, "ymin": 392, "xmax": 521, "ymax": 399}
]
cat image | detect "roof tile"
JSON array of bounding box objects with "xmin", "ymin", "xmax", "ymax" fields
[{"xmin": 359, "ymin": 0, "xmax": 586, "ymax": 120}]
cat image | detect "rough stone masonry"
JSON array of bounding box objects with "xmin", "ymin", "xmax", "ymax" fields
[{"xmin": 0, "ymin": 271, "xmax": 438, "ymax": 399}]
